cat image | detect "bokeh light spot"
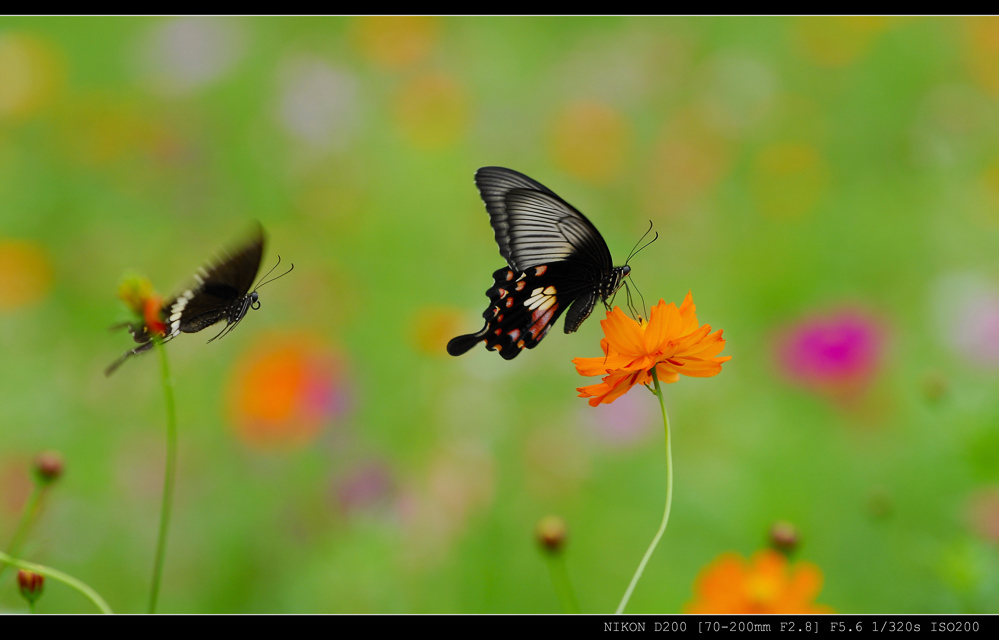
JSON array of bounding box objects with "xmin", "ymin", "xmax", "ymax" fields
[
  {"xmin": 966, "ymin": 17, "xmax": 999, "ymax": 99},
  {"xmin": 644, "ymin": 108, "xmax": 733, "ymax": 215},
  {"xmin": 139, "ymin": 18, "xmax": 244, "ymax": 95},
  {"xmin": 353, "ymin": 16, "xmax": 439, "ymax": 70},
  {"xmin": 793, "ymin": 16, "xmax": 889, "ymax": 68},
  {"xmin": 775, "ymin": 307, "xmax": 886, "ymax": 401},
  {"xmin": 410, "ymin": 306, "xmax": 465, "ymax": 357},
  {"xmin": 548, "ymin": 100, "xmax": 630, "ymax": 184},
  {"xmin": 276, "ymin": 58, "xmax": 359, "ymax": 152},
  {"xmin": 227, "ymin": 335, "xmax": 352, "ymax": 450},
  {"xmin": 0, "ymin": 34, "xmax": 64, "ymax": 119},
  {"xmin": 394, "ymin": 72, "xmax": 469, "ymax": 150},
  {"xmin": 751, "ymin": 142, "xmax": 829, "ymax": 220},
  {"xmin": 0, "ymin": 239, "xmax": 54, "ymax": 312}
]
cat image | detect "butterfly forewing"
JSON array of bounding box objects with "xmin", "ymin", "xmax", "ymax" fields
[
  {"xmin": 449, "ymin": 167, "xmax": 630, "ymax": 359},
  {"xmin": 107, "ymin": 224, "xmax": 268, "ymax": 376},
  {"xmin": 164, "ymin": 224, "xmax": 265, "ymax": 336}
]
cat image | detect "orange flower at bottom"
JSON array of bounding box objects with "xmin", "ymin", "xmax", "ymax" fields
[
  {"xmin": 685, "ymin": 550, "xmax": 834, "ymax": 614},
  {"xmin": 573, "ymin": 293, "xmax": 730, "ymax": 406}
]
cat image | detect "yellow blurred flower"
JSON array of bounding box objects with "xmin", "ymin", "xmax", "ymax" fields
[
  {"xmin": 644, "ymin": 108, "xmax": 733, "ymax": 215},
  {"xmin": 751, "ymin": 141, "xmax": 829, "ymax": 220},
  {"xmin": 0, "ymin": 239, "xmax": 53, "ymax": 312},
  {"xmin": 549, "ymin": 101, "xmax": 630, "ymax": 184},
  {"xmin": 793, "ymin": 16, "xmax": 890, "ymax": 68},
  {"xmin": 353, "ymin": 16, "xmax": 439, "ymax": 70},
  {"xmin": 966, "ymin": 18, "xmax": 999, "ymax": 99},
  {"xmin": 0, "ymin": 33, "xmax": 64, "ymax": 119},
  {"xmin": 573, "ymin": 293, "xmax": 729, "ymax": 407},
  {"xmin": 411, "ymin": 305, "xmax": 466, "ymax": 356},
  {"xmin": 685, "ymin": 550, "xmax": 834, "ymax": 614},
  {"xmin": 394, "ymin": 72, "xmax": 469, "ymax": 149}
]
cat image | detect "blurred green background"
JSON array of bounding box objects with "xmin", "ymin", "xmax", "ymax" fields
[{"xmin": 2, "ymin": 16, "xmax": 999, "ymax": 613}]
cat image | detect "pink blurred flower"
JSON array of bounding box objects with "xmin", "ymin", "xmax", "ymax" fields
[
  {"xmin": 776, "ymin": 307, "xmax": 885, "ymax": 399},
  {"xmin": 967, "ymin": 486, "xmax": 999, "ymax": 543},
  {"xmin": 931, "ymin": 273, "xmax": 999, "ymax": 368},
  {"xmin": 333, "ymin": 461, "xmax": 395, "ymax": 516},
  {"xmin": 580, "ymin": 390, "xmax": 654, "ymax": 447}
]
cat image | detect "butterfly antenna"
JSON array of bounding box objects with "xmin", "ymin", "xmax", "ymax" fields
[
  {"xmin": 253, "ymin": 256, "xmax": 295, "ymax": 291},
  {"xmin": 625, "ymin": 221, "xmax": 657, "ymax": 265}
]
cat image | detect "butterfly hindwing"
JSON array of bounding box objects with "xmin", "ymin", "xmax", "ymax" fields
[
  {"xmin": 449, "ymin": 167, "xmax": 631, "ymax": 359},
  {"xmin": 163, "ymin": 224, "xmax": 265, "ymax": 337},
  {"xmin": 447, "ymin": 263, "xmax": 601, "ymax": 360}
]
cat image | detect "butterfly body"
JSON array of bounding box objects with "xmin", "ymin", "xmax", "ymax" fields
[
  {"xmin": 447, "ymin": 167, "xmax": 630, "ymax": 360},
  {"xmin": 106, "ymin": 224, "xmax": 267, "ymax": 376}
]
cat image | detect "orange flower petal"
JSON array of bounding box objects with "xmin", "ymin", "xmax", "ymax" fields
[
  {"xmin": 600, "ymin": 306, "xmax": 648, "ymax": 356},
  {"xmin": 686, "ymin": 550, "xmax": 833, "ymax": 614},
  {"xmin": 575, "ymin": 292, "xmax": 728, "ymax": 404}
]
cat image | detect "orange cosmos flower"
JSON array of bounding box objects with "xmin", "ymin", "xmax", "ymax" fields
[
  {"xmin": 685, "ymin": 550, "xmax": 834, "ymax": 614},
  {"xmin": 573, "ymin": 292, "xmax": 730, "ymax": 406}
]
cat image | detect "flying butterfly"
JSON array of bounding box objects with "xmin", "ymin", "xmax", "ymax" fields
[
  {"xmin": 447, "ymin": 166, "xmax": 633, "ymax": 360},
  {"xmin": 105, "ymin": 223, "xmax": 292, "ymax": 376}
]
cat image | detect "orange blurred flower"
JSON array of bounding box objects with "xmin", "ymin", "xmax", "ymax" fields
[
  {"xmin": 226, "ymin": 335, "xmax": 351, "ymax": 449},
  {"xmin": 573, "ymin": 293, "xmax": 730, "ymax": 406},
  {"xmin": 685, "ymin": 550, "xmax": 833, "ymax": 614}
]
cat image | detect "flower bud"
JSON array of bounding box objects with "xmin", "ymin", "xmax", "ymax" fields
[
  {"xmin": 536, "ymin": 515, "xmax": 568, "ymax": 554},
  {"xmin": 33, "ymin": 450, "xmax": 64, "ymax": 485},
  {"xmin": 17, "ymin": 570, "xmax": 44, "ymax": 604},
  {"xmin": 768, "ymin": 521, "xmax": 799, "ymax": 556}
]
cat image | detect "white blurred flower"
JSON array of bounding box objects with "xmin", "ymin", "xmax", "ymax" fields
[
  {"xmin": 139, "ymin": 18, "xmax": 244, "ymax": 95},
  {"xmin": 275, "ymin": 57, "xmax": 360, "ymax": 152},
  {"xmin": 931, "ymin": 272, "xmax": 999, "ymax": 367},
  {"xmin": 697, "ymin": 53, "xmax": 778, "ymax": 138}
]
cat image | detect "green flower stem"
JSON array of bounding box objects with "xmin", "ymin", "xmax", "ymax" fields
[
  {"xmin": 0, "ymin": 483, "xmax": 44, "ymax": 584},
  {"xmin": 0, "ymin": 551, "xmax": 113, "ymax": 614},
  {"xmin": 149, "ymin": 338, "xmax": 178, "ymax": 614},
  {"xmin": 545, "ymin": 551, "xmax": 580, "ymax": 614},
  {"xmin": 615, "ymin": 366, "xmax": 673, "ymax": 614}
]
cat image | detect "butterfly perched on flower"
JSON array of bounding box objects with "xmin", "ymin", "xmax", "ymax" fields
[
  {"xmin": 447, "ymin": 166, "xmax": 632, "ymax": 360},
  {"xmin": 106, "ymin": 223, "xmax": 291, "ymax": 376}
]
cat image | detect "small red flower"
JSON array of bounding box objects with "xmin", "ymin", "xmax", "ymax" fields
[{"xmin": 17, "ymin": 570, "xmax": 44, "ymax": 605}]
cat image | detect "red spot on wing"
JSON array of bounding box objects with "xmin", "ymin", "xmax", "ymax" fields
[
  {"xmin": 505, "ymin": 271, "xmax": 514, "ymax": 281},
  {"xmin": 515, "ymin": 281, "xmax": 526, "ymax": 291},
  {"xmin": 529, "ymin": 303, "xmax": 559, "ymax": 339},
  {"xmin": 505, "ymin": 298, "xmax": 513, "ymax": 308},
  {"xmin": 508, "ymin": 329, "xmax": 521, "ymax": 341},
  {"xmin": 534, "ymin": 265, "xmax": 547, "ymax": 276},
  {"xmin": 497, "ymin": 288, "xmax": 507, "ymax": 298}
]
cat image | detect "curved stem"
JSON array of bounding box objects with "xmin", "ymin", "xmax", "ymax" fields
[
  {"xmin": 149, "ymin": 338, "xmax": 178, "ymax": 614},
  {"xmin": 615, "ymin": 366, "xmax": 673, "ymax": 614},
  {"xmin": 0, "ymin": 483, "xmax": 44, "ymax": 584},
  {"xmin": 0, "ymin": 551, "xmax": 113, "ymax": 614}
]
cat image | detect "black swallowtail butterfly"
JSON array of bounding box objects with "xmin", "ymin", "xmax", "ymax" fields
[
  {"xmin": 447, "ymin": 166, "xmax": 631, "ymax": 360},
  {"xmin": 106, "ymin": 223, "xmax": 287, "ymax": 376}
]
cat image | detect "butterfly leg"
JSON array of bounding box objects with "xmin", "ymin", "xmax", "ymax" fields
[{"xmin": 104, "ymin": 327, "xmax": 177, "ymax": 376}]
